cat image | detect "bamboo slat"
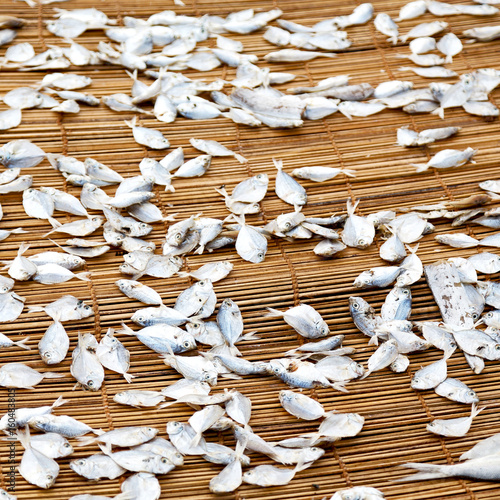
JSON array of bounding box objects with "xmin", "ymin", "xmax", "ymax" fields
[{"xmin": 0, "ymin": 0, "xmax": 499, "ymax": 498}]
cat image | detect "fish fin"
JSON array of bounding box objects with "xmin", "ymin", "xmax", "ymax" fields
[
  {"xmin": 341, "ymin": 168, "xmax": 356, "ymax": 178},
  {"xmin": 131, "ymin": 270, "xmax": 145, "ymax": 280},
  {"xmin": 235, "ymin": 435, "xmax": 249, "ymax": 459},
  {"xmin": 51, "ymin": 395, "xmax": 69, "ymax": 409},
  {"xmin": 14, "ymin": 336, "xmax": 30, "ymax": 350},
  {"xmin": 11, "ymin": 228, "xmax": 28, "ymax": 234},
  {"xmin": 368, "ymin": 335, "xmax": 379, "ymax": 346},
  {"xmin": 411, "ymin": 163, "xmax": 430, "ymax": 173},
  {"xmin": 42, "ymin": 372, "xmax": 65, "ymax": 379},
  {"xmin": 262, "ymin": 307, "xmax": 284, "ymax": 318},
  {"xmin": 157, "ymin": 401, "xmax": 176, "ymax": 409},
  {"xmin": 234, "ymin": 153, "xmax": 247, "ymax": 164},
  {"xmin": 75, "ymin": 271, "xmax": 91, "ymax": 282},
  {"xmin": 395, "ymin": 462, "xmax": 449, "ymax": 482},
  {"xmin": 272, "ymin": 158, "xmax": 283, "ymax": 171},
  {"xmin": 338, "ymin": 107, "xmax": 353, "ymax": 120},
  {"xmin": 177, "ymin": 271, "xmax": 191, "ymax": 279},
  {"xmin": 445, "ymin": 56, "xmax": 452, "ymax": 64},
  {"xmin": 359, "ymin": 370, "xmax": 371, "ymax": 380},
  {"xmin": 123, "ymin": 372, "xmax": 135, "ymax": 383}
]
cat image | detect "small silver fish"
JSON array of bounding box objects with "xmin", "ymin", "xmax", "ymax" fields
[
  {"xmin": 279, "ymin": 390, "xmax": 325, "ymax": 420},
  {"xmin": 264, "ymin": 303, "xmax": 329, "ymax": 338},
  {"xmin": 96, "ymin": 328, "xmax": 134, "ymax": 383},
  {"xmin": 70, "ymin": 333, "xmax": 105, "ymax": 391}
]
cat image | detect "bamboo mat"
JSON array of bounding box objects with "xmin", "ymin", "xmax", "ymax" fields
[{"xmin": 0, "ymin": 0, "xmax": 500, "ymax": 498}]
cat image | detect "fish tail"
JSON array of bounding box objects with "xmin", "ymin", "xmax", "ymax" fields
[
  {"xmin": 445, "ymin": 56, "xmax": 453, "ymax": 64},
  {"xmin": 27, "ymin": 305, "xmax": 44, "ymax": 314},
  {"xmin": 272, "ymin": 157, "xmax": 283, "ymax": 171},
  {"xmin": 193, "ymin": 244, "xmax": 205, "ymax": 255},
  {"xmin": 18, "ymin": 241, "xmax": 30, "ymax": 256},
  {"xmin": 234, "ymin": 153, "xmax": 247, "ymax": 164},
  {"xmin": 48, "ymin": 217, "xmax": 59, "ymax": 228},
  {"xmin": 331, "ymin": 382, "xmax": 349, "ymax": 393},
  {"xmin": 52, "ymin": 395, "xmax": 69, "ymax": 409},
  {"xmin": 16, "ymin": 425, "xmax": 31, "ymax": 450},
  {"xmin": 405, "ymin": 243, "xmax": 419, "ymax": 254},
  {"xmin": 164, "ymin": 183, "xmax": 175, "ymax": 193},
  {"xmin": 471, "ymin": 403, "xmax": 485, "ymax": 419},
  {"xmin": 124, "ymin": 116, "xmax": 137, "ymax": 129},
  {"xmin": 11, "ymin": 228, "xmax": 27, "ymax": 234},
  {"xmin": 368, "ymin": 334, "xmax": 380, "ymax": 346},
  {"xmin": 75, "ymin": 435, "xmax": 96, "ymax": 447},
  {"xmin": 42, "ymin": 372, "xmax": 65, "ymax": 379},
  {"xmin": 263, "ymin": 306, "xmax": 284, "ymax": 318},
  {"xmin": 75, "ymin": 271, "xmax": 91, "ymax": 282},
  {"xmin": 189, "ymin": 433, "xmax": 202, "ymax": 448},
  {"xmin": 162, "ymin": 213, "xmax": 177, "ymax": 222},
  {"xmin": 342, "ymin": 168, "xmax": 357, "ymax": 178},
  {"xmin": 390, "ymin": 36, "xmax": 398, "ymax": 45},
  {"xmin": 176, "ymin": 271, "xmax": 191, "ymax": 279},
  {"xmin": 229, "ymin": 345, "xmax": 242, "ymax": 357},
  {"xmin": 239, "ymin": 331, "xmax": 260, "ymax": 341},
  {"xmin": 396, "ymin": 462, "xmax": 450, "ymax": 481},
  {"xmin": 430, "ymin": 107, "xmax": 445, "ymax": 119},
  {"xmin": 411, "ymin": 163, "xmax": 429, "ymax": 173},
  {"xmin": 157, "ymin": 401, "xmax": 175, "ymax": 409},
  {"xmin": 98, "ymin": 442, "xmax": 113, "ymax": 456},
  {"xmin": 123, "ymin": 372, "xmax": 135, "ymax": 383},
  {"xmin": 117, "ymin": 322, "xmax": 136, "ymax": 337},
  {"xmin": 346, "ymin": 198, "xmax": 359, "ymax": 216},
  {"xmin": 214, "ymin": 186, "xmax": 229, "ymax": 199},
  {"xmin": 14, "ymin": 336, "xmax": 30, "ymax": 350}
]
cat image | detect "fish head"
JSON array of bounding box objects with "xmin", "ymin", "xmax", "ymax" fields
[
  {"xmin": 242, "ymin": 469, "xmax": 256, "ymax": 482},
  {"xmin": 69, "ymin": 458, "xmax": 89, "ymax": 475},
  {"xmin": 59, "ymin": 440, "xmax": 74, "ymax": 457},
  {"xmin": 154, "ymin": 454, "xmax": 175, "ymax": 473},
  {"xmin": 314, "ymin": 320, "xmax": 330, "ymax": 337},
  {"xmin": 40, "ymin": 349, "xmax": 60, "ymax": 365},
  {"xmin": 303, "ymin": 446, "xmax": 325, "ymax": 461},
  {"xmin": 254, "ymin": 172, "xmax": 269, "ymax": 187},
  {"xmin": 166, "ymin": 421, "xmax": 184, "ymax": 436},
  {"xmin": 267, "ymin": 359, "xmax": 286, "ymax": 376},
  {"xmin": 142, "ymin": 427, "xmax": 159, "ymax": 440},
  {"xmin": 186, "ymin": 321, "xmax": 205, "ymax": 336},
  {"xmin": 68, "ymin": 255, "xmax": 85, "ymax": 267},
  {"xmin": 202, "ymin": 369, "xmax": 218, "ymax": 385},
  {"xmin": 114, "ymin": 391, "xmax": 130, "ymax": 405},
  {"xmin": 278, "ymin": 390, "xmax": 294, "ymax": 404},
  {"xmin": 179, "ymin": 333, "xmax": 197, "ymax": 352},
  {"xmin": 349, "ymin": 297, "xmax": 373, "ymax": 317}
]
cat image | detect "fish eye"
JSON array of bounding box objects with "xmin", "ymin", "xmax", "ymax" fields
[
  {"xmin": 284, "ymin": 222, "xmax": 291, "ymax": 230},
  {"xmin": 257, "ymin": 252, "xmax": 264, "ymax": 259},
  {"xmin": 273, "ymin": 366, "xmax": 280, "ymax": 373},
  {"xmin": 92, "ymin": 217, "xmax": 100, "ymax": 222},
  {"xmin": 161, "ymin": 457, "xmax": 168, "ymax": 463},
  {"xmin": 87, "ymin": 380, "xmax": 94, "ymax": 387},
  {"xmin": 199, "ymin": 280, "xmax": 206, "ymax": 287},
  {"xmin": 44, "ymin": 352, "xmax": 51, "ymax": 359},
  {"xmin": 64, "ymin": 443, "xmax": 71, "ymax": 448},
  {"xmin": 175, "ymin": 233, "xmax": 182, "ymax": 241},
  {"xmin": 46, "ymin": 474, "xmax": 53, "ymax": 480},
  {"xmin": 472, "ymin": 313, "xmax": 479, "ymax": 320},
  {"xmin": 495, "ymin": 344, "xmax": 500, "ymax": 350},
  {"xmin": 1, "ymin": 286, "xmax": 9, "ymax": 292},
  {"xmin": 321, "ymin": 326, "xmax": 328, "ymax": 335},
  {"xmin": 403, "ymin": 289, "xmax": 410, "ymax": 296},
  {"xmin": 77, "ymin": 459, "xmax": 86, "ymax": 465},
  {"xmin": 358, "ymin": 238, "xmax": 366, "ymax": 246},
  {"xmin": 256, "ymin": 174, "xmax": 263, "ymax": 179},
  {"xmin": 352, "ymin": 302, "xmax": 360, "ymax": 310},
  {"xmin": 85, "ymin": 305, "xmax": 92, "ymax": 311},
  {"xmin": 183, "ymin": 341, "xmax": 191, "ymax": 348},
  {"xmin": 486, "ymin": 312, "xmax": 493, "ymax": 319},
  {"xmin": 468, "ymin": 391, "xmax": 476, "ymax": 397}
]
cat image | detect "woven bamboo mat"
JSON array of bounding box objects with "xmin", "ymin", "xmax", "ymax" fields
[{"xmin": 0, "ymin": 0, "xmax": 500, "ymax": 498}]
